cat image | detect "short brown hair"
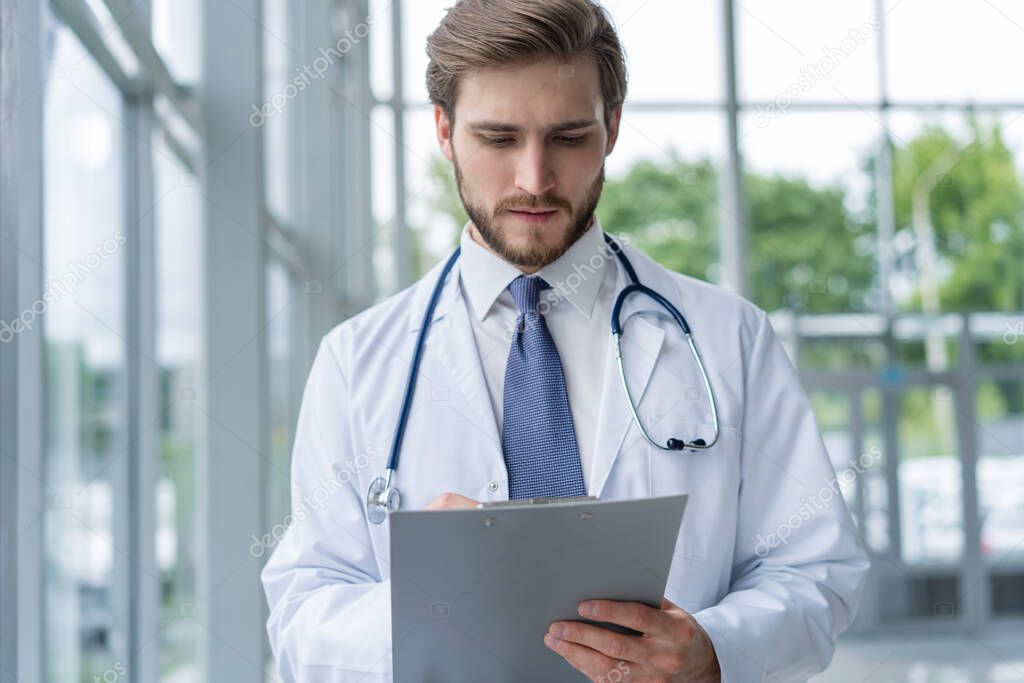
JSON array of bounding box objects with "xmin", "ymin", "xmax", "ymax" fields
[{"xmin": 426, "ymin": 0, "xmax": 628, "ymax": 132}]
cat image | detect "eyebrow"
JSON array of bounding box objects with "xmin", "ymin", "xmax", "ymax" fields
[{"xmin": 467, "ymin": 118, "xmax": 599, "ymax": 134}]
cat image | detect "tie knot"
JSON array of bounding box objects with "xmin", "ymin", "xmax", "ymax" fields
[{"xmin": 508, "ymin": 275, "xmax": 551, "ymax": 315}]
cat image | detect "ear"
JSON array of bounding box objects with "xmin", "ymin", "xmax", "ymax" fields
[
  {"xmin": 605, "ymin": 104, "xmax": 622, "ymax": 156},
  {"xmin": 435, "ymin": 105, "xmax": 455, "ymax": 162}
]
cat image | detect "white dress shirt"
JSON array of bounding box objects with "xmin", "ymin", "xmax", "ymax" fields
[{"xmin": 458, "ymin": 217, "xmax": 615, "ymax": 491}]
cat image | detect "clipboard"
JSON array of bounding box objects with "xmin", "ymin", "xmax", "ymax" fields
[{"xmin": 389, "ymin": 494, "xmax": 688, "ymax": 682}]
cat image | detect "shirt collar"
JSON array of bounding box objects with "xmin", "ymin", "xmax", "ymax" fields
[{"xmin": 458, "ymin": 215, "xmax": 609, "ymax": 322}]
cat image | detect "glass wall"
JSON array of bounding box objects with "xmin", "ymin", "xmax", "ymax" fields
[{"xmin": 39, "ymin": 0, "xmax": 206, "ymax": 679}]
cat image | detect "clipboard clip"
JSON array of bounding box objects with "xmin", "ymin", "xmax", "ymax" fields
[{"xmin": 479, "ymin": 495, "xmax": 598, "ymax": 508}]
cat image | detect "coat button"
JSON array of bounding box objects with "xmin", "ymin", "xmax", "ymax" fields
[{"xmin": 488, "ymin": 481, "xmax": 499, "ymax": 492}]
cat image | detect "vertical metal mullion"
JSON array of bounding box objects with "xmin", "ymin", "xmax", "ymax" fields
[
  {"xmin": 122, "ymin": 93, "xmax": 140, "ymax": 682},
  {"xmin": 357, "ymin": 0, "xmax": 375, "ymax": 305},
  {"xmin": 126, "ymin": 98, "xmax": 161, "ymax": 683},
  {"xmin": 304, "ymin": 0, "xmax": 339, "ymax": 335},
  {"xmin": 200, "ymin": 0, "xmax": 269, "ymax": 677},
  {"xmin": 333, "ymin": 0, "xmax": 373, "ymax": 311},
  {"xmin": 882, "ymin": 375, "xmax": 903, "ymax": 566},
  {"xmin": 850, "ymin": 388, "xmax": 867, "ymax": 536},
  {"xmin": 848, "ymin": 387, "xmax": 878, "ymax": 633},
  {"xmin": 0, "ymin": 0, "xmax": 21, "ymax": 678},
  {"xmin": 391, "ymin": 0, "xmax": 411, "ymax": 287},
  {"xmin": 874, "ymin": 0, "xmax": 906, "ymax": 619},
  {"xmin": 108, "ymin": 80, "xmax": 136, "ymax": 680},
  {"xmin": 719, "ymin": 0, "xmax": 749, "ymax": 298},
  {"xmin": 285, "ymin": 0, "xmax": 312, "ymax": 431},
  {"xmin": 874, "ymin": 0, "xmax": 895, "ymax": 319},
  {"xmin": 117, "ymin": 1, "xmax": 161, "ymax": 679},
  {"xmin": 13, "ymin": 1, "xmax": 45, "ymax": 680},
  {"xmin": 955, "ymin": 314, "xmax": 985, "ymax": 626}
]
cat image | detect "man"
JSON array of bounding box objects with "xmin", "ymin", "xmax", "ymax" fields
[{"xmin": 262, "ymin": 1, "xmax": 870, "ymax": 681}]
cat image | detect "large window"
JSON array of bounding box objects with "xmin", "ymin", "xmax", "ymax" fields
[{"xmin": 39, "ymin": 0, "xmax": 205, "ymax": 680}]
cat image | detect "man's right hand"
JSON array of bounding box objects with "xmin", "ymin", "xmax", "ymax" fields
[{"xmin": 425, "ymin": 492, "xmax": 480, "ymax": 510}]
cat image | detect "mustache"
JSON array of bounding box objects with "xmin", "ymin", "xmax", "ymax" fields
[{"xmin": 496, "ymin": 195, "xmax": 570, "ymax": 212}]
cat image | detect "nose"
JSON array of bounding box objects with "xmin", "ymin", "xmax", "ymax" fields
[{"xmin": 514, "ymin": 139, "xmax": 556, "ymax": 197}]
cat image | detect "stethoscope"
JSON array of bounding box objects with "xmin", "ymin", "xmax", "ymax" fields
[{"xmin": 366, "ymin": 233, "xmax": 720, "ymax": 524}]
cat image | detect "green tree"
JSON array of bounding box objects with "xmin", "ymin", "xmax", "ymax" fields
[
  {"xmin": 596, "ymin": 158, "xmax": 719, "ymax": 283},
  {"xmin": 891, "ymin": 116, "xmax": 1024, "ymax": 312},
  {"xmin": 747, "ymin": 172, "xmax": 875, "ymax": 313}
]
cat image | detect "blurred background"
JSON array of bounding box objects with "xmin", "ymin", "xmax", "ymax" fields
[{"xmin": 1, "ymin": 0, "xmax": 1023, "ymax": 681}]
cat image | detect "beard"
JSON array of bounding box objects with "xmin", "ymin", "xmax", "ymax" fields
[{"xmin": 452, "ymin": 151, "xmax": 605, "ymax": 270}]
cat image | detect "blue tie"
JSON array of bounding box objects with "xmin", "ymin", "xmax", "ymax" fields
[{"xmin": 501, "ymin": 275, "xmax": 587, "ymax": 499}]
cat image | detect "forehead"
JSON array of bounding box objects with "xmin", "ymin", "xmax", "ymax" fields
[{"xmin": 454, "ymin": 54, "xmax": 603, "ymax": 127}]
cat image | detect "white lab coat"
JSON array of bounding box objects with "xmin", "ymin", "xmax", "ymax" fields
[{"xmin": 261, "ymin": 239, "xmax": 870, "ymax": 682}]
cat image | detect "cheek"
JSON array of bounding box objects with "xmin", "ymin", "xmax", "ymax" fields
[
  {"xmin": 460, "ymin": 149, "xmax": 512, "ymax": 193},
  {"xmin": 557, "ymin": 162, "xmax": 601, "ymax": 199}
]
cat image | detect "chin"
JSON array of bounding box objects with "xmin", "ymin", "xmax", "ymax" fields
[{"xmin": 504, "ymin": 223, "xmax": 565, "ymax": 249}]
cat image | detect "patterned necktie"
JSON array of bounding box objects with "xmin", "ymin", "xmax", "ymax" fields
[{"xmin": 501, "ymin": 275, "xmax": 587, "ymax": 499}]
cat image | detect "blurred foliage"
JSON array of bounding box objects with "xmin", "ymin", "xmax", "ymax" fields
[
  {"xmin": 891, "ymin": 116, "xmax": 1024, "ymax": 312},
  {"xmin": 596, "ymin": 157, "xmax": 721, "ymax": 284},
  {"xmin": 747, "ymin": 172, "xmax": 875, "ymax": 312}
]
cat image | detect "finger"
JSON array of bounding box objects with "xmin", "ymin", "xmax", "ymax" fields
[
  {"xmin": 578, "ymin": 600, "xmax": 672, "ymax": 636},
  {"xmin": 545, "ymin": 634, "xmax": 631, "ymax": 682},
  {"xmin": 425, "ymin": 492, "xmax": 480, "ymax": 510},
  {"xmin": 548, "ymin": 620, "xmax": 648, "ymax": 664}
]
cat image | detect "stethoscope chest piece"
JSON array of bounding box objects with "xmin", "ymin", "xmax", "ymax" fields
[{"xmin": 367, "ymin": 474, "xmax": 400, "ymax": 525}]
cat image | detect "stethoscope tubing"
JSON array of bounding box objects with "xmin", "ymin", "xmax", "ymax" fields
[{"xmin": 367, "ymin": 233, "xmax": 719, "ymax": 523}]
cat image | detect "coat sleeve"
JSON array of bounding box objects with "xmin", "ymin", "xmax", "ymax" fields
[
  {"xmin": 691, "ymin": 308, "xmax": 871, "ymax": 682},
  {"xmin": 261, "ymin": 335, "xmax": 393, "ymax": 682}
]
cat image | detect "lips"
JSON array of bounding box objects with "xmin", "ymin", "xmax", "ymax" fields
[{"xmin": 507, "ymin": 208, "xmax": 559, "ymax": 224}]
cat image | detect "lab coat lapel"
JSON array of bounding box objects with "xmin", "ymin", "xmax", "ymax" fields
[
  {"xmin": 407, "ymin": 259, "xmax": 503, "ymax": 458},
  {"xmin": 590, "ymin": 262, "xmax": 665, "ymax": 498}
]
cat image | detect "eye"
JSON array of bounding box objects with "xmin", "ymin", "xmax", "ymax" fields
[
  {"xmin": 482, "ymin": 136, "xmax": 514, "ymax": 147},
  {"xmin": 555, "ymin": 135, "xmax": 586, "ymax": 145}
]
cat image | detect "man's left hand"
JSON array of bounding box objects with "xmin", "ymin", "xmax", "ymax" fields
[{"xmin": 545, "ymin": 598, "xmax": 721, "ymax": 682}]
